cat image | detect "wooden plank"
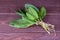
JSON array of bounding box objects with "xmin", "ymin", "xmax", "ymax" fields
[
  {"xmin": 0, "ymin": 14, "xmax": 60, "ymax": 33},
  {"xmin": 0, "ymin": 0, "xmax": 59, "ymax": 40},
  {"xmin": 0, "ymin": 32, "xmax": 59, "ymax": 40},
  {"xmin": 0, "ymin": 0, "xmax": 58, "ymax": 13}
]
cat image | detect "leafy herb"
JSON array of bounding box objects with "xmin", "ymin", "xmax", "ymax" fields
[
  {"xmin": 39, "ymin": 6, "xmax": 46, "ymax": 21},
  {"xmin": 10, "ymin": 19, "xmax": 34, "ymax": 28},
  {"xmin": 10, "ymin": 4, "xmax": 55, "ymax": 35}
]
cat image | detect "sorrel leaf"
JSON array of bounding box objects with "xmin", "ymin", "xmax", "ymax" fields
[
  {"xmin": 10, "ymin": 19, "xmax": 35, "ymax": 28},
  {"xmin": 39, "ymin": 7, "xmax": 46, "ymax": 20}
]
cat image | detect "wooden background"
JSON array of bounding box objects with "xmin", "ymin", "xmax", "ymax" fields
[{"xmin": 0, "ymin": 0, "xmax": 60, "ymax": 40}]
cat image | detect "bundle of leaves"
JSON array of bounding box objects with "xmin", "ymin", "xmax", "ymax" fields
[{"xmin": 10, "ymin": 4, "xmax": 55, "ymax": 35}]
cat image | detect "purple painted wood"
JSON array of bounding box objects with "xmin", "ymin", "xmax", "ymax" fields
[
  {"xmin": 0, "ymin": 32, "xmax": 59, "ymax": 40},
  {"xmin": 0, "ymin": 0, "xmax": 60, "ymax": 40},
  {"xmin": 0, "ymin": 14, "xmax": 60, "ymax": 33},
  {"xmin": 0, "ymin": 0, "xmax": 59, "ymax": 13}
]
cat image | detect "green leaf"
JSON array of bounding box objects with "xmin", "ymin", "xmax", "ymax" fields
[
  {"xmin": 25, "ymin": 4, "xmax": 39, "ymax": 12},
  {"xmin": 26, "ymin": 7, "xmax": 38, "ymax": 20},
  {"xmin": 22, "ymin": 15, "xmax": 35, "ymax": 23},
  {"xmin": 39, "ymin": 6, "xmax": 46, "ymax": 20},
  {"xmin": 17, "ymin": 10, "xmax": 26, "ymax": 17},
  {"xmin": 26, "ymin": 12, "xmax": 35, "ymax": 20},
  {"xmin": 10, "ymin": 19, "xmax": 35, "ymax": 28},
  {"xmin": 17, "ymin": 10, "xmax": 35, "ymax": 22}
]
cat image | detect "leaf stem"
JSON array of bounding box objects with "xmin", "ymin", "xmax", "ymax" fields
[{"xmin": 35, "ymin": 21, "xmax": 56, "ymax": 35}]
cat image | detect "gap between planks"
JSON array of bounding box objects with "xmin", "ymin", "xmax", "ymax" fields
[{"xmin": 0, "ymin": 13, "xmax": 60, "ymax": 15}]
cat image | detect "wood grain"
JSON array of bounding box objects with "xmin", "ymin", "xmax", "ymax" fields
[
  {"xmin": 0, "ymin": 32, "xmax": 60, "ymax": 40},
  {"xmin": 0, "ymin": 14, "xmax": 60, "ymax": 33},
  {"xmin": 0, "ymin": 0, "xmax": 60, "ymax": 40}
]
